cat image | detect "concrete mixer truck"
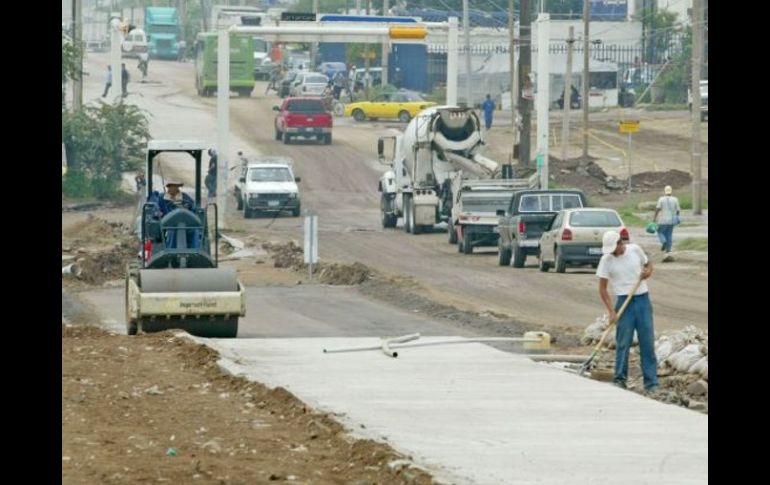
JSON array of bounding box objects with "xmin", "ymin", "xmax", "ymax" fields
[{"xmin": 376, "ymin": 106, "xmax": 537, "ymax": 234}]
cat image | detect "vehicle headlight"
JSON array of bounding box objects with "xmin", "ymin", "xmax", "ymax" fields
[{"xmin": 288, "ymin": 193, "xmax": 298, "ymax": 199}]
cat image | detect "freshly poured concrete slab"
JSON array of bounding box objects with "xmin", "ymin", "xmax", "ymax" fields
[{"xmin": 203, "ymin": 336, "xmax": 708, "ymax": 485}]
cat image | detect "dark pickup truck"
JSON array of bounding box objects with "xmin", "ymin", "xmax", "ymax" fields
[
  {"xmin": 497, "ymin": 189, "xmax": 587, "ymax": 268},
  {"xmin": 273, "ymin": 97, "xmax": 333, "ymax": 145}
]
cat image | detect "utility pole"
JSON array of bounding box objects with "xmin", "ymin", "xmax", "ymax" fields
[
  {"xmin": 508, "ymin": 0, "xmax": 518, "ymax": 158},
  {"xmin": 72, "ymin": 0, "xmax": 83, "ymax": 111},
  {"xmin": 447, "ymin": 17, "xmax": 458, "ymax": 105},
  {"xmin": 561, "ymin": 26, "xmax": 575, "ymax": 161},
  {"xmin": 310, "ymin": 0, "xmax": 319, "ymax": 69},
  {"xmin": 518, "ymin": 0, "xmax": 532, "ymax": 167},
  {"xmin": 690, "ymin": 0, "xmax": 704, "ymax": 215},
  {"xmin": 364, "ymin": 0, "xmax": 372, "ymax": 100},
  {"xmin": 582, "ymin": 0, "xmax": 590, "ymax": 158},
  {"xmin": 381, "ymin": 0, "xmax": 389, "ymax": 86},
  {"xmin": 216, "ymin": 29, "xmax": 230, "ymax": 229},
  {"xmin": 535, "ymin": 13, "xmax": 550, "ymax": 189},
  {"xmin": 463, "ymin": 0, "xmax": 472, "ymax": 107},
  {"xmin": 178, "ymin": 0, "xmax": 187, "ymax": 46}
]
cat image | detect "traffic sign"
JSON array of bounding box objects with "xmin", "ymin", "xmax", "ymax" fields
[{"xmin": 619, "ymin": 120, "xmax": 640, "ymax": 133}]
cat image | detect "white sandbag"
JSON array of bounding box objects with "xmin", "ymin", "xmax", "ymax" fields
[
  {"xmin": 581, "ymin": 315, "xmax": 608, "ymax": 345},
  {"xmin": 655, "ymin": 332, "xmax": 690, "ymax": 362},
  {"xmin": 689, "ymin": 356, "xmax": 708, "ymax": 375},
  {"xmin": 666, "ymin": 343, "xmax": 705, "ymax": 373}
]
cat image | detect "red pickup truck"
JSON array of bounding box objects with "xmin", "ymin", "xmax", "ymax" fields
[{"xmin": 273, "ymin": 97, "xmax": 333, "ymax": 145}]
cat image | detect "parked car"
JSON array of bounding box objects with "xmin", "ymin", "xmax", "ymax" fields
[
  {"xmin": 344, "ymin": 90, "xmax": 437, "ymax": 122},
  {"xmin": 273, "ymin": 97, "xmax": 334, "ymax": 145},
  {"xmin": 289, "ymin": 72, "xmax": 330, "ymax": 97},
  {"xmin": 234, "ymin": 158, "xmax": 301, "ymax": 218},
  {"xmin": 537, "ymin": 208, "xmax": 629, "ymax": 273}
]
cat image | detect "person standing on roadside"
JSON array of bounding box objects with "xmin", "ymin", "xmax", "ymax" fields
[{"xmin": 653, "ymin": 185, "xmax": 681, "ymax": 254}]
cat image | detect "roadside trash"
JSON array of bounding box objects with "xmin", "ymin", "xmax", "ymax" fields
[{"xmin": 166, "ymin": 448, "xmax": 177, "ymax": 457}]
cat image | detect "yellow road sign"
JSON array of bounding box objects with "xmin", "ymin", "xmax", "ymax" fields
[{"xmin": 619, "ymin": 120, "xmax": 640, "ymax": 133}]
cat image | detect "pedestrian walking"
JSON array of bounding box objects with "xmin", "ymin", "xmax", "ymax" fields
[
  {"xmin": 482, "ymin": 94, "xmax": 495, "ymax": 130},
  {"xmin": 653, "ymin": 185, "xmax": 681, "ymax": 254}
]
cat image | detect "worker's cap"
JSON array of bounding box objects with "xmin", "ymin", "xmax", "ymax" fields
[
  {"xmin": 165, "ymin": 180, "xmax": 184, "ymax": 187},
  {"xmin": 664, "ymin": 185, "xmax": 673, "ymax": 195},
  {"xmin": 601, "ymin": 231, "xmax": 622, "ymax": 255}
]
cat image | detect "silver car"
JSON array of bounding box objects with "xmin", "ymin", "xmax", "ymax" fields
[
  {"xmin": 290, "ymin": 73, "xmax": 330, "ymax": 97},
  {"xmin": 538, "ymin": 208, "xmax": 629, "ymax": 273}
]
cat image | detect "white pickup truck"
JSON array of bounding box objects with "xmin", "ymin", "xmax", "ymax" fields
[
  {"xmin": 233, "ymin": 157, "xmax": 301, "ymax": 218},
  {"xmin": 449, "ymin": 171, "xmax": 539, "ymax": 254}
]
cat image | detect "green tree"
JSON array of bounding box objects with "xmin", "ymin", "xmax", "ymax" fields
[{"xmin": 62, "ymin": 102, "xmax": 151, "ymax": 199}]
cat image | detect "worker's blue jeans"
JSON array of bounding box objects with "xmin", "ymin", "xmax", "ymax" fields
[
  {"xmin": 614, "ymin": 292, "xmax": 658, "ymax": 390},
  {"xmin": 657, "ymin": 224, "xmax": 674, "ymax": 252}
]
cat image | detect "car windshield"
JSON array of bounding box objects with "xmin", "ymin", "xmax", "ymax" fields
[
  {"xmin": 249, "ymin": 167, "xmax": 293, "ymax": 182},
  {"xmin": 305, "ymin": 75, "xmax": 329, "ymax": 84},
  {"xmin": 286, "ymin": 99, "xmax": 325, "ymax": 113},
  {"xmin": 568, "ymin": 210, "xmax": 622, "ymax": 227}
]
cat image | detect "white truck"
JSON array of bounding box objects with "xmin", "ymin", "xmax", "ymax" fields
[
  {"xmin": 449, "ymin": 172, "xmax": 539, "ymax": 254},
  {"xmin": 377, "ymin": 106, "xmax": 536, "ymax": 234}
]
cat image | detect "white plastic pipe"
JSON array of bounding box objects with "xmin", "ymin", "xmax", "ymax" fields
[
  {"xmin": 381, "ymin": 333, "xmax": 421, "ymax": 358},
  {"xmin": 323, "ymin": 336, "xmax": 545, "ymax": 355},
  {"xmin": 62, "ymin": 263, "xmax": 82, "ymax": 277}
]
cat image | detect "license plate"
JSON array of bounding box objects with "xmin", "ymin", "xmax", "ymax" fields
[
  {"xmin": 588, "ymin": 247, "xmax": 602, "ymax": 255},
  {"xmin": 268, "ymin": 200, "xmax": 280, "ymax": 207}
]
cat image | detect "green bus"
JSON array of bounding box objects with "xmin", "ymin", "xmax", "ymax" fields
[{"xmin": 195, "ymin": 32, "xmax": 255, "ymax": 97}]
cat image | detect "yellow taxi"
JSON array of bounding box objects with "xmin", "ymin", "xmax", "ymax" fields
[{"xmin": 344, "ymin": 91, "xmax": 437, "ymax": 123}]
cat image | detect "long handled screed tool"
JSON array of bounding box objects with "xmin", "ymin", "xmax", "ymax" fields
[{"xmin": 578, "ymin": 276, "xmax": 644, "ymax": 376}]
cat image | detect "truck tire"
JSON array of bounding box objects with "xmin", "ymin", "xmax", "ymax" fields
[
  {"xmin": 292, "ymin": 204, "xmax": 301, "ymax": 217},
  {"xmin": 243, "ymin": 203, "xmax": 252, "ymax": 219},
  {"xmin": 398, "ymin": 110, "xmax": 411, "ymax": 123},
  {"xmin": 324, "ymin": 133, "xmax": 332, "ymax": 145},
  {"xmin": 538, "ymin": 253, "xmax": 550, "ymax": 272},
  {"xmin": 448, "ymin": 220, "xmax": 458, "ymax": 244},
  {"xmin": 381, "ymin": 195, "xmax": 397, "ymax": 228},
  {"xmin": 403, "ymin": 195, "xmax": 412, "ymax": 233},
  {"xmin": 236, "ymin": 193, "xmax": 243, "ymax": 210},
  {"xmin": 498, "ymin": 246, "xmax": 512, "ymax": 266},
  {"xmin": 555, "ymin": 247, "xmax": 567, "ymax": 273},
  {"xmin": 461, "ymin": 231, "xmax": 473, "ymax": 254},
  {"xmin": 512, "ymin": 242, "xmax": 526, "ymax": 268},
  {"xmin": 353, "ymin": 109, "xmax": 366, "ymax": 122},
  {"xmin": 282, "ymin": 131, "xmax": 291, "ymax": 144}
]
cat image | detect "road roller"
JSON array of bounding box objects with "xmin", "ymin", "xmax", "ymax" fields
[{"xmin": 125, "ymin": 140, "xmax": 245, "ymax": 338}]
